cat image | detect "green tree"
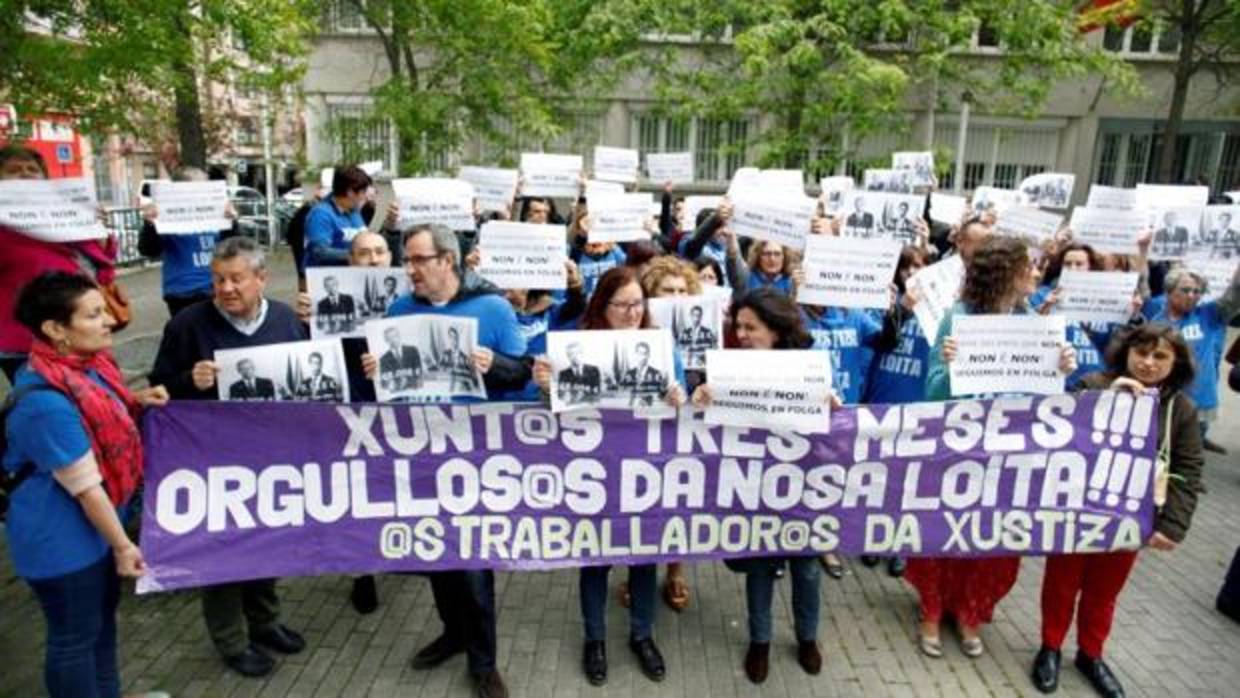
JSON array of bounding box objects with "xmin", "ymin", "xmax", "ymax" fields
[
  {"xmin": 642, "ymin": 1, "xmax": 1138, "ymax": 175},
  {"xmin": 0, "ymin": 0, "xmax": 316, "ymax": 168}
]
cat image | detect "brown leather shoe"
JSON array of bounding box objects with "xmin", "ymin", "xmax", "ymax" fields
[
  {"xmin": 744, "ymin": 642, "xmax": 770, "ymax": 684},
  {"xmin": 474, "ymin": 669, "xmax": 508, "ymax": 698},
  {"xmin": 797, "ymin": 640, "xmax": 823, "ymax": 675}
]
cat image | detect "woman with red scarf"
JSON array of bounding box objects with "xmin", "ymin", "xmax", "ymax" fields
[{"xmin": 3, "ymin": 271, "xmax": 168, "ymax": 698}]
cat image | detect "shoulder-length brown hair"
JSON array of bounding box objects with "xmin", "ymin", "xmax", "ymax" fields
[
  {"xmin": 745, "ymin": 239, "xmax": 797, "ymax": 277},
  {"xmin": 730, "ymin": 289, "xmax": 813, "ymax": 349},
  {"xmin": 581, "ymin": 266, "xmax": 651, "ymax": 330},
  {"xmin": 1044, "ymin": 242, "xmax": 1103, "ymax": 286},
  {"xmin": 1103, "ymin": 322, "xmax": 1196, "ymax": 396},
  {"xmin": 961, "ymin": 236, "xmax": 1029, "ymax": 313}
]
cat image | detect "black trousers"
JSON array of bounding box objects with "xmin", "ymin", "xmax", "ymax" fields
[{"xmin": 428, "ymin": 570, "xmax": 497, "ymax": 675}]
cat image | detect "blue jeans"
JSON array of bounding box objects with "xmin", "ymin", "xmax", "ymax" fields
[
  {"xmin": 745, "ymin": 557, "xmax": 821, "ymax": 644},
  {"xmin": 579, "ymin": 564, "xmax": 657, "ymax": 642},
  {"xmin": 27, "ymin": 553, "xmax": 120, "ymax": 698}
]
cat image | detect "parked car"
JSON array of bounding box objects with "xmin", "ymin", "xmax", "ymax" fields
[
  {"xmin": 228, "ymin": 185, "xmax": 267, "ymax": 218},
  {"xmin": 281, "ymin": 187, "xmax": 304, "ymax": 206}
]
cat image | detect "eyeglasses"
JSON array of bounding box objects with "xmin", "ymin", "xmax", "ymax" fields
[
  {"xmin": 1176, "ymin": 287, "xmax": 1203, "ymax": 296},
  {"xmin": 760, "ymin": 250, "xmax": 783, "ymax": 258},
  {"xmin": 608, "ymin": 300, "xmax": 644, "ymax": 313},
  {"xmin": 403, "ymin": 253, "xmax": 442, "ymax": 268}
]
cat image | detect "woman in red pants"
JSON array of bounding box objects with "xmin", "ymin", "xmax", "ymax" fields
[{"xmin": 1032, "ymin": 323, "xmax": 1203, "ymax": 698}]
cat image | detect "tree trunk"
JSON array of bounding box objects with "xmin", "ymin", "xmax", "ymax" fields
[
  {"xmin": 1156, "ymin": 0, "xmax": 1200, "ymax": 184},
  {"xmin": 172, "ymin": 62, "xmax": 208, "ymax": 169}
]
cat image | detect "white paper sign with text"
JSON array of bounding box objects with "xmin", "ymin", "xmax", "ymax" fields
[
  {"xmin": 520, "ymin": 153, "xmax": 583, "ymax": 197},
  {"xmin": 1086, "ymin": 186, "xmax": 1138, "ymax": 211},
  {"xmin": 476, "ymin": 221, "xmax": 568, "ymax": 290},
  {"xmin": 1056, "ymin": 271, "xmax": 1140, "ymax": 325},
  {"xmin": 906, "ymin": 254, "xmax": 964, "ymax": 343},
  {"xmin": 646, "ymin": 152, "xmax": 694, "ymax": 184},
  {"xmin": 930, "ymin": 192, "xmax": 968, "ymax": 226},
  {"xmin": 589, "ymin": 193, "xmax": 653, "ymax": 243},
  {"xmin": 729, "ymin": 191, "xmax": 815, "ymax": 250},
  {"xmin": 593, "ymin": 146, "xmax": 640, "ymax": 184},
  {"xmin": 704, "ymin": 349, "xmax": 832, "ymax": 434},
  {"xmin": 151, "ymin": 180, "xmax": 229, "ymax": 234},
  {"xmin": 799, "ymin": 236, "xmax": 900, "ymax": 309},
  {"xmin": 392, "ymin": 178, "xmax": 476, "ymax": 230},
  {"xmin": 950, "ymin": 314, "xmax": 1066, "ymax": 396},
  {"xmin": 995, "ymin": 206, "xmax": 1064, "ymax": 242},
  {"xmin": 458, "ymin": 167, "xmax": 518, "ymax": 213},
  {"xmin": 0, "ymin": 177, "xmax": 106, "ymax": 242},
  {"xmin": 1068, "ymin": 207, "xmax": 1147, "ymax": 255}
]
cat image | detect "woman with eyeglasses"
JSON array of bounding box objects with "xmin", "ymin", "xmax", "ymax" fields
[
  {"xmin": 1141, "ymin": 264, "xmax": 1240, "ymax": 454},
  {"xmin": 739, "ymin": 239, "xmax": 797, "ymax": 296},
  {"xmin": 532, "ymin": 265, "xmax": 686, "ymax": 688}
]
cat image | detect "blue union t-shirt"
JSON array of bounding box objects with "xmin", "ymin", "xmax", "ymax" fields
[
  {"xmin": 160, "ymin": 232, "xmax": 218, "ymax": 297},
  {"xmin": 804, "ymin": 307, "xmax": 883, "ymax": 405},
  {"xmin": 3, "ymin": 367, "xmax": 117, "ymax": 580}
]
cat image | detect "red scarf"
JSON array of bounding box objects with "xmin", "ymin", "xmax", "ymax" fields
[{"xmin": 27, "ymin": 339, "xmax": 143, "ymax": 506}]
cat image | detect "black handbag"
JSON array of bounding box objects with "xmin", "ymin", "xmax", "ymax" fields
[{"xmin": 1218, "ymin": 546, "xmax": 1240, "ymax": 624}]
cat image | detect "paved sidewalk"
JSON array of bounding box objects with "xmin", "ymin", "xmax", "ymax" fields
[{"xmin": 2, "ymin": 258, "xmax": 1239, "ymax": 697}]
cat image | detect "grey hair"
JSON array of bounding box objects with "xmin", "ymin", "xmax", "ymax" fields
[
  {"xmin": 213, "ymin": 236, "xmax": 267, "ymax": 272},
  {"xmin": 173, "ymin": 167, "xmax": 209, "ymax": 182},
  {"xmin": 1167, "ymin": 267, "xmax": 1208, "ymax": 295},
  {"xmin": 404, "ymin": 224, "xmax": 461, "ymax": 267}
]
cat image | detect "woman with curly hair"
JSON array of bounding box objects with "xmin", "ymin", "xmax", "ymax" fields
[
  {"xmin": 739, "ymin": 239, "xmax": 798, "ymax": 296},
  {"xmin": 640, "ymin": 256, "xmax": 702, "ymax": 298},
  {"xmin": 912, "ymin": 236, "xmax": 1078, "ymax": 659}
]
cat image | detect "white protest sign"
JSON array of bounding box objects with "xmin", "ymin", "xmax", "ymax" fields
[
  {"xmin": 150, "ymin": 180, "xmax": 229, "ymax": 234},
  {"xmin": 646, "ymin": 152, "xmax": 694, "ymax": 184},
  {"xmin": 726, "ymin": 167, "xmax": 761, "ymax": 197},
  {"xmin": 819, "ymin": 176, "xmax": 855, "ymax": 215},
  {"xmin": 520, "ymin": 153, "xmax": 583, "ymax": 197},
  {"xmin": 1135, "ymin": 183, "xmax": 1209, "ymax": 209},
  {"xmin": 759, "ymin": 169, "xmax": 806, "ymax": 195},
  {"xmin": 1149, "ymin": 206, "xmax": 1203, "ymax": 260},
  {"xmin": 799, "ymin": 236, "xmax": 900, "ymax": 309},
  {"xmin": 476, "ymin": 221, "xmax": 568, "ymax": 290},
  {"xmin": 319, "ymin": 168, "xmax": 334, "ymax": 190},
  {"xmin": 704, "ymin": 349, "xmax": 832, "ymax": 434},
  {"xmin": 1068, "ymin": 207, "xmax": 1146, "ymax": 255},
  {"xmin": 584, "ymin": 179, "xmax": 624, "ymax": 200},
  {"xmin": 458, "ymin": 166, "xmax": 518, "ymax": 213},
  {"xmin": 1226, "ymin": 191, "xmax": 1240, "ymax": 204},
  {"xmin": 593, "ymin": 146, "xmax": 639, "ymax": 184},
  {"xmin": 359, "ymin": 160, "xmax": 383, "ymax": 176},
  {"xmin": 1185, "ymin": 256, "xmax": 1239, "ymax": 302},
  {"xmin": 971, "ymin": 186, "xmax": 1020, "ymax": 215},
  {"xmin": 391, "ymin": 178, "xmax": 476, "ymax": 230},
  {"xmin": 839, "ymin": 191, "xmax": 925, "ymax": 244},
  {"xmin": 588, "ymin": 193, "xmax": 653, "ymax": 243},
  {"xmin": 0, "ymin": 177, "xmax": 106, "ymax": 242},
  {"xmin": 683, "ymin": 195, "xmax": 722, "ymax": 229},
  {"xmin": 1018, "ymin": 172, "xmax": 1075, "ymax": 210},
  {"xmin": 547, "ymin": 329, "xmax": 676, "ymax": 413},
  {"xmin": 892, "ymin": 151, "xmax": 935, "ymax": 187},
  {"xmin": 648, "ymin": 295, "xmax": 725, "ymax": 371},
  {"xmin": 950, "ymin": 314, "xmax": 1066, "ymax": 396},
  {"xmin": 864, "ymin": 168, "xmax": 913, "ymax": 193},
  {"xmin": 1195, "ymin": 205, "xmax": 1240, "ymax": 259},
  {"xmin": 729, "ymin": 190, "xmax": 815, "ymax": 250},
  {"xmin": 906, "ymin": 254, "xmax": 964, "ymax": 343},
  {"xmin": 995, "ymin": 206, "xmax": 1064, "ymax": 242},
  {"xmin": 215, "ymin": 339, "xmax": 351, "ymax": 403},
  {"xmin": 365, "ymin": 315, "xmax": 486, "ymax": 403},
  {"xmin": 1056, "ymin": 271, "xmax": 1140, "ymax": 325},
  {"xmin": 930, "ymin": 192, "xmax": 968, "ymax": 225},
  {"xmin": 306, "ymin": 267, "xmax": 410, "ymax": 339},
  {"xmin": 1086, "ymin": 185, "xmax": 1138, "ymax": 211}
]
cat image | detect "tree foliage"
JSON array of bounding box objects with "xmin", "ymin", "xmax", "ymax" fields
[{"xmin": 0, "ymin": 0, "xmax": 316, "ymax": 167}]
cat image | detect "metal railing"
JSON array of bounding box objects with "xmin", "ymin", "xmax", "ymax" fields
[{"xmin": 105, "ymin": 204, "xmax": 292, "ymax": 267}]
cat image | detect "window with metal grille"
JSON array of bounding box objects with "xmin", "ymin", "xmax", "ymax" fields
[
  {"xmin": 631, "ymin": 114, "xmax": 750, "ymax": 182},
  {"xmin": 323, "ymin": 0, "xmax": 369, "ymax": 33},
  {"xmin": 326, "ymin": 104, "xmax": 390, "ymax": 165},
  {"xmin": 1095, "ymin": 133, "xmax": 1121, "ymax": 184}
]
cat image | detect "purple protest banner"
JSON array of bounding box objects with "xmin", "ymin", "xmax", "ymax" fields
[{"xmin": 137, "ymin": 392, "xmax": 1158, "ymax": 593}]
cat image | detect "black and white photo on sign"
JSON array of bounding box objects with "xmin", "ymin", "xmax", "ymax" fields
[
  {"xmin": 645, "ymin": 152, "xmax": 694, "ymax": 184},
  {"xmin": 703, "ymin": 349, "xmax": 833, "ymax": 435},
  {"xmin": 215, "ymin": 339, "xmax": 349, "ymax": 403},
  {"xmin": 519, "ymin": 152, "xmax": 583, "ymax": 198},
  {"xmin": 1196, "ymin": 206, "xmax": 1240, "ymax": 259},
  {"xmin": 391, "ymin": 177, "xmax": 476, "ymax": 230},
  {"xmin": 1085, "ymin": 185, "xmax": 1138, "ymax": 211},
  {"xmin": 863, "ymin": 168, "xmax": 913, "ymax": 193},
  {"xmin": 364, "ymin": 315, "xmax": 486, "ymax": 403},
  {"xmin": 592, "ymin": 146, "xmax": 640, "ymax": 184},
  {"xmin": 150, "ymin": 180, "xmax": 230, "ymax": 234},
  {"xmin": 588, "ymin": 193, "xmax": 654, "ymax": 243},
  {"xmin": 838, "ymin": 191, "xmax": 924, "ymax": 244},
  {"xmin": 1017, "ymin": 172, "xmax": 1075, "ymax": 210},
  {"xmin": 949, "ymin": 314, "xmax": 1067, "ymax": 397},
  {"xmin": 647, "ymin": 296, "xmax": 724, "ymax": 371},
  {"xmin": 1067, "ymin": 207, "xmax": 1146, "ymax": 256},
  {"xmin": 970, "ymin": 186, "xmax": 1020, "ymax": 215},
  {"xmin": 799, "ymin": 236, "xmax": 901, "ymax": 310},
  {"xmin": 1149, "ymin": 206, "xmax": 1203, "ymax": 260},
  {"xmin": 891, "ymin": 151, "xmax": 935, "ymax": 187},
  {"xmin": 457, "ymin": 166, "xmax": 518, "ymax": 213},
  {"xmin": 1055, "ymin": 271, "xmax": 1141, "ymax": 325},
  {"xmin": 819, "ymin": 176, "xmax": 855, "ymax": 214},
  {"xmin": 546, "ymin": 329, "xmax": 675, "ymax": 413},
  {"xmin": 476, "ymin": 221, "xmax": 568, "ymax": 290},
  {"xmin": 306, "ymin": 267, "xmax": 409, "ymax": 339},
  {"xmin": 0, "ymin": 177, "xmax": 106, "ymax": 242}
]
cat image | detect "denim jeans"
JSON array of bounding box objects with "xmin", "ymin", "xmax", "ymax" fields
[
  {"xmin": 579, "ymin": 564, "xmax": 657, "ymax": 642},
  {"xmin": 27, "ymin": 553, "xmax": 121, "ymax": 698},
  {"xmin": 745, "ymin": 557, "xmax": 821, "ymax": 644},
  {"xmin": 429, "ymin": 570, "xmax": 497, "ymax": 675}
]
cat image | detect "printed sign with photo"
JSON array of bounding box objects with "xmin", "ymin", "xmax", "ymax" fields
[
  {"xmin": 150, "ymin": 180, "xmax": 230, "ymax": 234},
  {"xmin": 819, "ymin": 176, "xmax": 855, "ymax": 215},
  {"xmin": 949, "ymin": 314, "xmax": 1066, "ymax": 396},
  {"xmin": 457, "ymin": 166, "xmax": 518, "ymax": 213},
  {"xmin": 1195, "ymin": 206, "xmax": 1240, "ymax": 259},
  {"xmin": 648, "ymin": 296, "xmax": 725, "ymax": 371},
  {"xmin": 1018, "ymin": 172, "xmax": 1075, "ymax": 210},
  {"xmin": 1148, "ymin": 206, "xmax": 1203, "ymax": 260},
  {"xmin": 520, "ymin": 153, "xmax": 583, "ymax": 198},
  {"xmin": 645, "ymin": 152, "xmax": 694, "ymax": 184},
  {"xmin": 391, "ymin": 178, "xmax": 476, "ymax": 230},
  {"xmin": 547, "ymin": 329, "xmax": 675, "ymax": 412},
  {"xmin": 0, "ymin": 177, "xmax": 107, "ymax": 242},
  {"xmin": 800, "ymin": 236, "xmax": 900, "ymax": 309},
  {"xmin": 215, "ymin": 339, "xmax": 350, "ymax": 403},
  {"xmin": 306, "ymin": 267, "xmax": 409, "ymax": 339},
  {"xmin": 892, "ymin": 151, "xmax": 934, "ymax": 188},
  {"xmin": 1135, "ymin": 183, "xmax": 1209, "ymax": 210},
  {"xmin": 365, "ymin": 315, "xmax": 486, "ymax": 403},
  {"xmin": 476, "ymin": 221, "xmax": 568, "ymax": 290},
  {"xmin": 839, "ymin": 191, "xmax": 924, "ymax": 244},
  {"xmin": 863, "ymin": 168, "xmax": 913, "ymax": 194},
  {"xmin": 970, "ymin": 186, "xmax": 1021, "ymax": 215},
  {"xmin": 703, "ymin": 349, "xmax": 832, "ymax": 434}
]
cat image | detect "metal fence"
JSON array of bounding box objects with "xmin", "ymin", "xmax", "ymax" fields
[{"xmin": 106, "ymin": 205, "xmax": 291, "ymax": 268}]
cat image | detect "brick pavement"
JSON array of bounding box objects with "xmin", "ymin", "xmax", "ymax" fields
[{"xmin": 2, "ymin": 255, "xmax": 1239, "ymax": 697}]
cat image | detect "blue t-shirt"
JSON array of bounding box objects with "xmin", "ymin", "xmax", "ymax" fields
[
  {"xmin": 1143, "ymin": 294, "xmax": 1228, "ymax": 411},
  {"xmin": 499, "ymin": 299, "xmax": 579, "ymax": 402},
  {"xmin": 304, "ymin": 198, "xmax": 367, "ymax": 268},
  {"xmin": 865, "ymin": 310, "xmax": 929, "ymax": 404},
  {"xmin": 576, "ymin": 247, "xmax": 627, "ymax": 299},
  {"xmin": 746, "ymin": 271, "xmax": 794, "ymax": 296},
  {"xmin": 3, "ymin": 367, "xmax": 116, "ymax": 580},
  {"xmin": 160, "ymin": 231, "xmax": 218, "ymax": 297},
  {"xmin": 385, "ymin": 291, "xmax": 527, "ymax": 403},
  {"xmin": 804, "ymin": 307, "xmax": 883, "ymax": 404}
]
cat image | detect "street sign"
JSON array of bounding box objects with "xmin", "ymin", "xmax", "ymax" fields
[
  {"xmin": 55, "ymin": 143, "xmax": 73, "ymax": 164},
  {"xmin": 235, "ymin": 159, "xmax": 248, "ymax": 175}
]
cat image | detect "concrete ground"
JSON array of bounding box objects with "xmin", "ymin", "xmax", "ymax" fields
[{"xmin": 2, "ymin": 251, "xmax": 1238, "ymax": 697}]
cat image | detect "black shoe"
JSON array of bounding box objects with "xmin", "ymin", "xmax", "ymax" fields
[
  {"xmin": 1075, "ymin": 652, "xmax": 1125, "ymax": 698},
  {"xmin": 1031, "ymin": 646, "xmax": 1061, "ymax": 693},
  {"xmin": 744, "ymin": 642, "xmax": 769, "ymax": 684},
  {"xmin": 223, "ymin": 645, "xmax": 274, "ymax": 677},
  {"xmin": 251, "ymin": 624, "xmax": 305, "ymax": 654},
  {"xmin": 474, "ymin": 669, "xmax": 508, "ymax": 698},
  {"xmin": 887, "ymin": 557, "xmax": 906, "ymax": 578},
  {"xmin": 411, "ymin": 633, "xmax": 464, "ymax": 670},
  {"xmin": 820, "ymin": 555, "xmax": 845, "ymax": 579},
  {"xmin": 582, "ymin": 640, "xmax": 607, "ymax": 686},
  {"xmin": 629, "ymin": 637, "xmax": 666, "ymax": 682},
  {"xmin": 797, "ymin": 640, "xmax": 822, "ymax": 675},
  {"xmin": 860, "ymin": 555, "xmax": 881, "ymax": 567},
  {"xmin": 1203, "ymin": 438, "xmax": 1227, "ymax": 455},
  {"xmin": 350, "ymin": 575, "xmax": 379, "ymax": 614}
]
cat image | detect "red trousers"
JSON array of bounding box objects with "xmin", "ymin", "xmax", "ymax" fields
[
  {"xmin": 1040, "ymin": 551, "xmax": 1138, "ymax": 659},
  {"xmin": 905, "ymin": 556, "xmax": 1021, "ymax": 627}
]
